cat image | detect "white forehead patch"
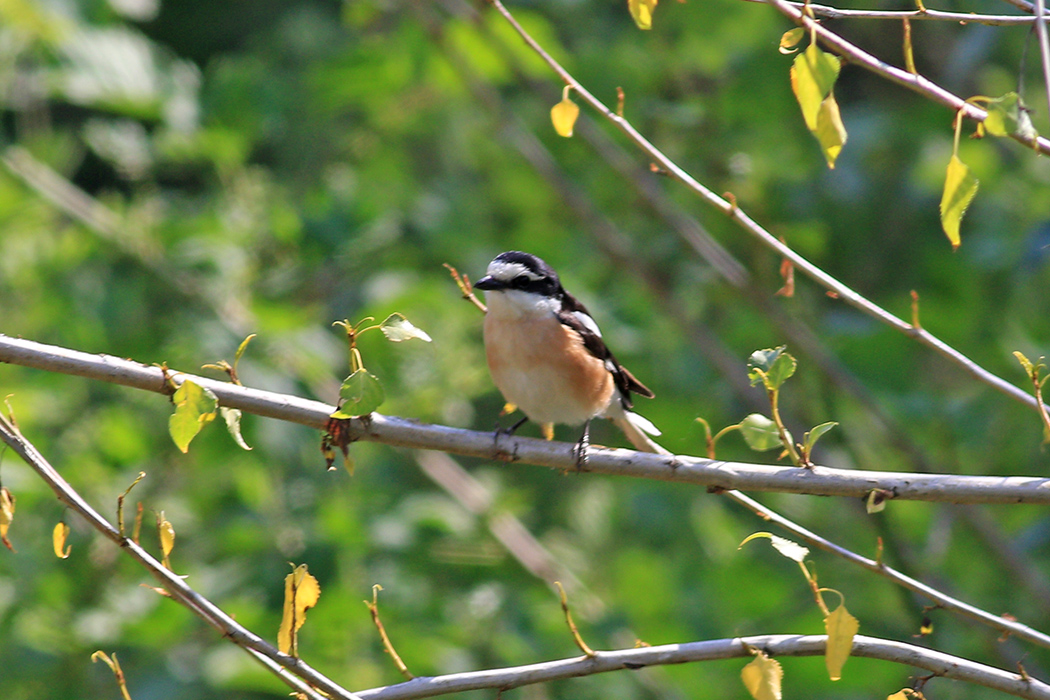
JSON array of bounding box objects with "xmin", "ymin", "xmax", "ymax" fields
[{"xmin": 487, "ymin": 260, "xmax": 543, "ymax": 282}]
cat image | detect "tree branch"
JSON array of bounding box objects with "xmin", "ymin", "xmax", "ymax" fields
[
  {"xmin": 3, "ymin": 333, "xmax": 1050, "ymax": 503},
  {"xmin": 353, "ymin": 633, "xmax": 1050, "ymax": 700},
  {"xmin": 0, "ymin": 410, "xmax": 360, "ymax": 700},
  {"xmin": 722, "ymin": 490, "xmax": 1050, "ymax": 647},
  {"xmin": 743, "ymin": 0, "xmax": 1045, "ymax": 25}
]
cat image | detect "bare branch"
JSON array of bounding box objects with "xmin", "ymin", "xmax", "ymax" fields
[
  {"xmin": 353, "ymin": 634, "xmax": 1050, "ymax": 700},
  {"xmin": 3, "ymin": 334, "xmax": 1050, "ymax": 504},
  {"xmin": 743, "ymin": 0, "xmax": 1044, "ymax": 25},
  {"xmin": 1037, "ymin": 0, "xmax": 1050, "ymax": 123},
  {"xmin": 0, "ymin": 411, "xmax": 359, "ymax": 700}
]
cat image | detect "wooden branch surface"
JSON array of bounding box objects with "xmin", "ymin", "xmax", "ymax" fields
[{"xmin": 2, "ymin": 334, "xmax": 1048, "ymax": 504}]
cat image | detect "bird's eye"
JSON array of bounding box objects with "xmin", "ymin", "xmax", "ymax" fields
[{"xmin": 511, "ymin": 275, "xmax": 530, "ymax": 289}]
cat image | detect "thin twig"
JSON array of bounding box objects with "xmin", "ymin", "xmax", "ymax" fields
[
  {"xmin": 741, "ymin": 0, "xmax": 1044, "ymax": 25},
  {"xmin": 117, "ymin": 472, "xmax": 145, "ymax": 538},
  {"xmin": 721, "ymin": 490, "xmax": 1050, "ymax": 648},
  {"xmin": 761, "ymin": 0, "xmax": 1050, "ymax": 153},
  {"xmin": 0, "ymin": 412, "xmax": 358, "ymax": 700},
  {"xmin": 367, "ymin": 586, "xmax": 414, "ymax": 680},
  {"xmin": 1036, "ymin": 0, "xmax": 1050, "ymax": 127},
  {"xmin": 3, "ymin": 334, "xmax": 1050, "ymax": 504},
  {"xmin": 351, "ymin": 634, "xmax": 1050, "ymax": 700},
  {"xmin": 554, "ymin": 582, "xmax": 595, "ymax": 657}
]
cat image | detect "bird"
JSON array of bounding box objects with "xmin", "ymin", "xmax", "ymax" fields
[{"xmin": 474, "ymin": 250, "xmax": 669, "ymax": 461}]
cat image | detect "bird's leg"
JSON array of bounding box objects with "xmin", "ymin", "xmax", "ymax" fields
[
  {"xmin": 494, "ymin": 415, "xmax": 529, "ymax": 449},
  {"xmin": 500, "ymin": 415, "xmax": 529, "ymax": 436},
  {"xmin": 572, "ymin": 419, "xmax": 592, "ymax": 470}
]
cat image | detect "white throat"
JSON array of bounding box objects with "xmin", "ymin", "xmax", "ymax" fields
[{"xmin": 484, "ymin": 289, "xmax": 560, "ymax": 320}]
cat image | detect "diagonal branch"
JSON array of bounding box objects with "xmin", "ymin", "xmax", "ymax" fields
[
  {"xmin": 721, "ymin": 490, "xmax": 1050, "ymax": 647},
  {"xmin": 351, "ymin": 633, "xmax": 1050, "ymax": 700},
  {"xmin": 0, "ymin": 411, "xmax": 360, "ymax": 700}
]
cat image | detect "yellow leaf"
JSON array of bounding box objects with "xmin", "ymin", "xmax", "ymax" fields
[
  {"xmin": 551, "ymin": 92, "xmax": 580, "ymax": 138},
  {"xmin": 628, "ymin": 0, "xmax": 658, "ymax": 29},
  {"xmin": 53, "ymin": 522, "xmax": 71, "ymax": 559},
  {"xmin": 790, "ymin": 43, "xmax": 841, "ymax": 131},
  {"xmin": 0, "ymin": 487, "xmax": 14, "ymax": 551},
  {"xmin": 741, "ymin": 651, "xmax": 783, "ymax": 700},
  {"xmin": 815, "ymin": 95, "xmax": 847, "ymax": 168},
  {"xmin": 779, "ymin": 27, "xmax": 805, "ymax": 54},
  {"xmin": 278, "ymin": 564, "xmax": 321, "ymax": 655},
  {"xmin": 940, "ymin": 155, "xmax": 978, "ymax": 250},
  {"xmin": 824, "ymin": 602, "xmax": 860, "ymax": 680},
  {"xmin": 158, "ymin": 517, "xmax": 175, "ymax": 566}
]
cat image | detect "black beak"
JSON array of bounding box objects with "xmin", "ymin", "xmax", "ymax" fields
[{"xmin": 474, "ymin": 276, "xmax": 504, "ymax": 291}]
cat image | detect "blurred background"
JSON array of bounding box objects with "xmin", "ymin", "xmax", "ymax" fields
[{"xmin": 2, "ymin": 0, "xmax": 1050, "ymax": 697}]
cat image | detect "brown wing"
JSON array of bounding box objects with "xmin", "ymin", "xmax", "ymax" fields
[{"xmin": 556, "ymin": 290, "xmax": 654, "ymax": 410}]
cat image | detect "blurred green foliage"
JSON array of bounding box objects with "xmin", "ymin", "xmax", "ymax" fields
[{"xmin": 2, "ymin": 0, "xmax": 1050, "ymax": 698}]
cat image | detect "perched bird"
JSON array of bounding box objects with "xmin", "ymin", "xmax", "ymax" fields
[{"xmin": 474, "ymin": 251, "xmax": 669, "ymax": 459}]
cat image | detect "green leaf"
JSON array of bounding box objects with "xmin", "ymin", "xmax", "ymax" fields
[
  {"xmin": 338, "ymin": 369, "xmax": 385, "ymax": 416},
  {"xmin": 791, "ymin": 44, "xmax": 846, "ymax": 167},
  {"xmin": 791, "ymin": 43, "xmax": 841, "ymax": 132},
  {"xmin": 380, "ymin": 313, "xmax": 432, "ymax": 342},
  {"xmin": 749, "ymin": 346, "xmax": 796, "ymax": 390},
  {"xmin": 982, "ymin": 92, "xmax": 1037, "ymax": 139},
  {"xmin": 234, "ymin": 333, "xmax": 256, "ymax": 364},
  {"xmin": 1013, "ymin": 350, "xmax": 1034, "ymax": 376},
  {"xmin": 169, "ymin": 380, "xmax": 218, "ymax": 453},
  {"xmin": 940, "ymin": 155, "xmax": 978, "ymax": 250},
  {"xmin": 803, "ymin": 421, "xmax": 838, "ymax": 454},
  {"xmin": 739, "ymin": 414, "xmax": 785, "ymax": 452},
  {"xmin": 220, "ymin": 407, "xmax": 252, "ymax": 451},
  {"xmin": 767, "ymin": 350, "xmax": 797, "ymax": 389},
  {"xmin": 748, "ymin": 347, "xmax": 781, "ymax": 374}
]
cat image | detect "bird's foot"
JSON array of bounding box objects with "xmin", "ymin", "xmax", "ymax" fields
[{"xmin": 572, "ymin": 421, "xmax": 592, "ymax": 471}]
